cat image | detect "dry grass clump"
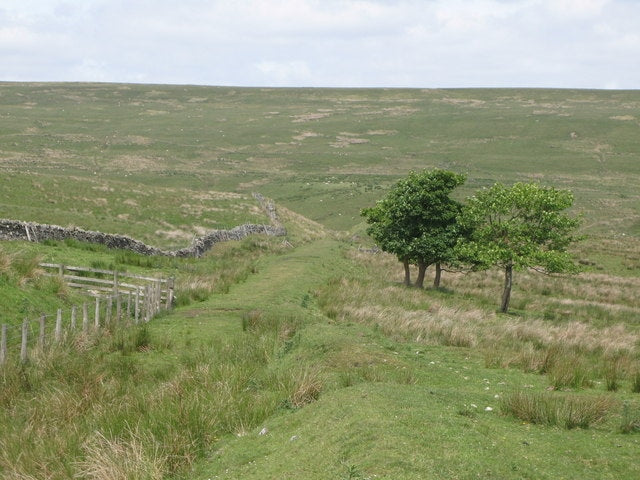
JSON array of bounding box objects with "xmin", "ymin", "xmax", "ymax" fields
[
  {"xmin": 175, "ymin": 274, "xmax": 216, "ymax": 304},
  {"xmin": 289, "ymin": 367, "xmax": 323, "ymax": 408},
  {"xmin": 0, "ymin": 247, "xmax": 11, "ymax": 273},
  {"xmin": 0, "ymin": 249, "xmax": 44, "ymax": 286},
  {"xmin": 76, "ymin": 430, "xmax": 167, "ymax": 480},
  {"xmin": 342, "ymin": 304, "xmax": 481, "ymax": 348}
]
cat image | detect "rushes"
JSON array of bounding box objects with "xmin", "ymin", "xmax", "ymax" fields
[
  {"xmin": 501, "ymin": 390, "xmax": 615, "ymax": 429},
  {"xmin": 619, "ymin": 402, "xmax": 640, "ymax": 434}
]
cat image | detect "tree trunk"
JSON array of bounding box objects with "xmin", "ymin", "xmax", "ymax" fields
[
  {"xmin": 501, "ymin": 262, "xmax": 513, "ymax": 313},
  {"xmin": 403, "ymin": 259, "xmax": 411, "ymax": 286},
  {"xmin": 415, "ymin": 261, "xmax": 427, "ymax": 288},
  {"xmin": 433, "ymin": 262, "xmax": 442, "ymax": 288}
]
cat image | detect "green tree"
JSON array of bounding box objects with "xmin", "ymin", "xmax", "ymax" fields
[
  {"xmin": 457, "ymin": 182, "xmax": 580, "ymax": 313},
  {"xmin": 362, "ymin": 169, "xmax": 466, "ymax": 288}
]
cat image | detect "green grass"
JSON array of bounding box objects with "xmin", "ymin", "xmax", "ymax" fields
[
  {"xmin": 1, "ymin": 83, "xmax": 640, "ymax": 479},
  {"xmin": 3, "ymin": 237, "xmax": 640, "ymax": 479}
]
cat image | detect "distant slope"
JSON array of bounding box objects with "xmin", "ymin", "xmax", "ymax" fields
[{"xmin": 1, "ymin": 83, "xmax": 638, "ymax": 237}]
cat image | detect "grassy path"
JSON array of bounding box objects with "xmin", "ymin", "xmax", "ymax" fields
[{"xmin": 148, "ymin": 238, "xmax": 349, "ymax": 347}]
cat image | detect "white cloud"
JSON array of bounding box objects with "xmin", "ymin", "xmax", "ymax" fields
[
  {"xmin": 545, "ymin": 0, "xmax": 609, "ymax": 17},
  {"xmin": 0, "ymin": 0, "xmax": 638, "ymax": 88}
]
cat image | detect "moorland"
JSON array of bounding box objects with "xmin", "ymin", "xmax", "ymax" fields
[{"xmin": 1, "ymin": 83, "xmax": 639, "ymax": 479}]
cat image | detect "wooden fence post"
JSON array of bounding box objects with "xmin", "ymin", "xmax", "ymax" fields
[
  {"xmin": 82, "ymin": 303, "xmax": 89, "ymax": 334},
  {"xmin": 106, "ymin": 297, "xmax": 112, "ymax": 327},
  {"xmin": 0, "ymin": 324, "xmax": 7, "ymax": 365},
  {"xmin": 95, "ymin": 297, "xmax": 100, "ymax": 328},
  {"xmin": 135, "ymin": 288, "xmax": 140, "ymax": 324},
  {"xmin": 126, "ymin": 292, "xmax": 132, "ymax": 323},
  {"xmin": 167, "ymin": 277, "xmax": 175, "ymax": 309},
  {"xmin": 39, "ymin": 314, "xmax": 46, "ymax": 351},
  {"xmin": 155, "ymin": 281, "xmax": 161, "ymax": 314},
  {"xmin": 21, "ymin": 319, "xmax": 29, "ymax": 363},
  {"xmin": 144, "ymin": 285, "xmax": 151, "ymax": 322},
  {"xmin": 113, "ymin": 271, "xmax": 119, "ymax": 296},
  {"xmin": 55, "ymin": 308, "xmax": 63, "ymax": 343},
  {"xmin": 71, "ymin": 305, "xmax": 77, "ymax": 331},
  {"xmin": 116, "ymin": 294, "xmax": 122, "ymax": 325}
]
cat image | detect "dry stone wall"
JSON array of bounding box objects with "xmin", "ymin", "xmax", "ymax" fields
[{"xmin": 0, "ymin": 193, "xmax": 286, "ymax": 257}]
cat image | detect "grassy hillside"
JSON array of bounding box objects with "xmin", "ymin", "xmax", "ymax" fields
[
  {"xmin": 2, "ymin": 83, "xmax": 639, "ymax": 237},
  {"xmin": 1, "ymin": 83, "xmax": 639, "ymax": 479}
]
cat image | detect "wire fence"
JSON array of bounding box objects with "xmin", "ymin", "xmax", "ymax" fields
[{"xmin": 0, "ymin": 265, "xmax": 174, "ymax": 366}]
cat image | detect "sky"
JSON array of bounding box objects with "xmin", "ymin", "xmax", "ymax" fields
[{"xmin": 1, "ymin": 0, "xmax": 638, "ymax": 89}]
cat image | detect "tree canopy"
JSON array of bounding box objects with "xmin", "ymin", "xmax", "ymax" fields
[
  {"xmin": 361, "ymin": 169, "xmax": 466, "ymax": 288},
  {"xmin": 456, "ymin": 182, "xmax": 581, "ymax": 313}
]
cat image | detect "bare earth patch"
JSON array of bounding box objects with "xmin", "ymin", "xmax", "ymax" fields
[
  {"xmin": 367, "ymin": 130, "xmax": 397, "ymax": 136},
  {"xmin": 110, "ymin": 135, "xmax": 153, "ymax": 146},
  {"xmin": 292, "ymin": 131, "xmax": 322, "ymax": 141},
  {"xmin": 382, "ymin": 106, "xmax": 420, "ymax": 116},
  {"xmin": 291, "ymin": 112, "xmax": 331, "ymax": 123},
  {"xmin": 610, "ymin": 115, "xmax": 635, "ymax": 121},
  {"xmin": 436, "ymin": 97, "xmax": 485, "ymax": 108},
  {"xmin": 190, "ymin": 191, "xmax": 244, "ymax": 201},
  {"xmin": 53, "ymin": 133, "xmax": 97, "ymax": 142},
  {"xmin": 330, "ymin": 135, "xmax": 370, "ymax": 148}
]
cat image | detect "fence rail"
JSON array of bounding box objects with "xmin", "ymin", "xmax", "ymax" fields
[
  {"xmin": 39, "ymin": 263, "xmax": 174, "ymax": 305},
  {"xmin": 0, "ymin": 264, "xmax": 175, "ymax": 366}
]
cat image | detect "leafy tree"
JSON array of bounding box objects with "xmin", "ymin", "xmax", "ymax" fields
[
  {"xmin": 362, "ymin": 169, "xmax": 466, "ymax": 288},
  {"xmin": 457, "ymin": 182, "xmax": 580, "ymax": 313}
]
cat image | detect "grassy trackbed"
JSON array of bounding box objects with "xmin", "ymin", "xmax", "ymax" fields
[{"xmin": 183, "ymin": 239, "xmax": 640, "ymax": 480}]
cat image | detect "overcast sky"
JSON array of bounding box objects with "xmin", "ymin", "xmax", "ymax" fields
[{"xmin": 1, "ymin": 0, "xmax": 638, "ymax": 89}]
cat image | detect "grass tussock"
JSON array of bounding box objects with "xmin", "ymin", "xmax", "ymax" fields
[
  {"xmin": 0, "ymin": 247, "xmax": 11, "ymax": 274},
  {"xmin": 0, "ymin": 249, "xmax": 44, "ymax": 286},
  {"xmin": 501, "ymin": 390, "xmax": 616, "ymax": 429},
  {"xmin": 76, "ymin": 430, "xmax": 167, "ymax": 480},
  {"xmin": 620, "ymin": 402, "xmax": 640, "ymax": 434},
  {"xmin": 289, "ymin": 367, "xmax": 324, "ymax": 408},
  {"xmin": 12, "ymin": 252, "xmax": 44, "ymax": 286}
]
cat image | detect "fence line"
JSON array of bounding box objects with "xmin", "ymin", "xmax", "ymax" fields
[
  {"xmin": 0, "ymin": 265, "xmax": 174, "ymax": 367},
  {"xmin": 39, "ymin": 263, "xmax": 174, "ymax": 305}
]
